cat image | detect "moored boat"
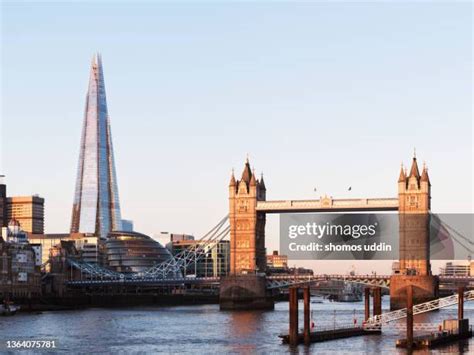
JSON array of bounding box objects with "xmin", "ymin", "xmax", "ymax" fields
[{"xmin": 0, "ymin": 302, "xmax": 20, "ymax": 316}]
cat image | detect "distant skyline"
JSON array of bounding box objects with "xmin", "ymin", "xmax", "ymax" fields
[{"xmin": 1, "ymin": 1, "xmax": 472, "ymax": 273}]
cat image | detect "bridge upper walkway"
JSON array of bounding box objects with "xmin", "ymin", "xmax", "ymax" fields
[{"xmin": 256, "ymin": 197, "xmax": 399, "ymax": 213}]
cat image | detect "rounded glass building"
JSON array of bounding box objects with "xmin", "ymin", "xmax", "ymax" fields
[{"xmin": 105, "ymin": 231, "xmax": 174, "ymax": 273}]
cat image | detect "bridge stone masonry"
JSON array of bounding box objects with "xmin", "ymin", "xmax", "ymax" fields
[{"xmin": 219, "ymin": 154, "xmax": 439, "ymax": 310}]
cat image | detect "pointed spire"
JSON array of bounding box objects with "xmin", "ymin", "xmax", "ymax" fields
[
  {"xmin": 88, "ymin": 53, "xmax": 104, "ymax": 89},
  {"xmin": 241, "ymin": 157, "xmax": 252, "ymax": 184},
  {"xmin": 398, "ymin": 163, "xmax": 406, "ymax": 182},
  {"xmin": 91, "ymin": 54, "xmax": 96, "ymax": 68},
  {"xmin": 229, "ymin": 168, "xmax": 236, "ymax": 186},
  {"xmin": 250, "ymin": 169, "xmax": 257, "ymax": 186},
  {"xmin": 89, "ymin": 56, "xmax": 97, "ymax": 81},
  {"xmin": 409, "ymin": 155, "xmax": 420, "ymax": 179},
  {"xmin": 259, "ymin": 173, "xmax": 266, "ymax": 189},
  {"xmin": 421, "ymin": 163, "xmax": 430, "ymax": 184}
]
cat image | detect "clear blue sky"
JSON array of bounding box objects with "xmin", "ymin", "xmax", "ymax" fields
[{"xmin": 1, "ymin": 1, "xmax": 472, "ymax": 273}]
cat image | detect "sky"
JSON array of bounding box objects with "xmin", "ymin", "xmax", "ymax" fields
[{"xmin": 1, "ymin": 1, "xmax": 472, "ymax": 274}]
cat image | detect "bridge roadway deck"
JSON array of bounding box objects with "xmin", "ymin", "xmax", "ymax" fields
[
  {"xmin": 66, "ymin": 277, "xmax": 220, "ymax": 287},
  {"xmin": 64, "ymin": 274, "xmax": 474, "ymax": 288}
]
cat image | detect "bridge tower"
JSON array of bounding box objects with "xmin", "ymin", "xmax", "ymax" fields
[
  {"xmin": 220, "ymin": 158, "xmax": 273, "ymax": 310},
  {"xmin": 398, "ymin": 155, "xmax": 431, "ymax": 275},
  {"xmin": 228, "ymin": 158, "xmax": 266, "ymax": 274},
  {"xmin": 390, "ymin": 154, "xmax": 439, "ymax": 310}
]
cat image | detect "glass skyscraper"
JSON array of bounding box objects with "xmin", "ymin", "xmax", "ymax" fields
[{"xmin": 70, "ymin": 54, "xmax": 122, "ymax": 239}]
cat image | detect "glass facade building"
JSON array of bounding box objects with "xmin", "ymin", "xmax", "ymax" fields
[
  {"xmin": 167, "ymin": 239, "xmax": 230, "ymax": 277},
  {"xmin": 7, "ymin": 195, "xmax": 45, "ymax": 234},
  {"xmin": 70, "ymin": 54, "xmax": 122, "ymax": 239},
  {"xmin": 105, "ymin": 231, "xmax": 174, "ymax": 273}
]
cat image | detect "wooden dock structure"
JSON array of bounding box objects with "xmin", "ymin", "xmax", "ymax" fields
[
  {"xmin": 280, "ymin": 326, "xmax": 381, "ymax": 345},
  {"xmin": 396, "ymin": 329, "xmax": 473, "ymax": 349},
  {"xmin": 396, "ymin": 286, "xmax": 472, "ymax": 349},
  {"xmin": 282, "ymin": 286, "xmax": 382, "ymax": 345}
]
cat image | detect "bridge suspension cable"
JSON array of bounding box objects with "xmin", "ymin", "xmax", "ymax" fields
[
  {"xmin": 141, "ymin": 215, "xmax": 230, "ymax": 279},
  {"xmin": 66, "ymin": 258, "xmax": 123, "ymax": 279},
  {"xmin": 431, "ymin": 214, "xmax": 473, "ymax": 255},
  {"xmin": 65, "ymin": 215, "xmax": 230, "ymax": 281}
]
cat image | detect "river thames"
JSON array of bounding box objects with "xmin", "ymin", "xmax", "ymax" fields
[{"xmin": 1, "ymin": 299, "xmax": 472, "ymax": 354}]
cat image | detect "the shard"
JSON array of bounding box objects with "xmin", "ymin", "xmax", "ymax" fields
[{"xmin": 70, "ymin": 54, "xmax": 122, "ymax": 239}]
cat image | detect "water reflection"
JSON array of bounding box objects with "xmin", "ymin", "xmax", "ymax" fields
[
  {"xmin": 225, "ymin": 311, "xmax": 265, "ymax": 353},
  {"xmin": 0, "ymin": 301, "xmax": 471, "ymax": 354}
]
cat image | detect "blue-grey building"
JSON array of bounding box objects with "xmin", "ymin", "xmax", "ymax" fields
[{"xmin": 70, "ymin": 54, "xmax": 122, "ymax": 239}]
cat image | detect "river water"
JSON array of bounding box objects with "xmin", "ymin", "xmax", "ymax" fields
[{"xmin": 0, "ymin": 299, "xmax": 472, "ymax": 354}]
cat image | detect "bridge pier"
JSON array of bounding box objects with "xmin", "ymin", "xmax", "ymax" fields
[
  {"xmin": 219, "ymin": 274, "xmax": 274, "ymax": 310},
  {"xmin": 389, "ymin": 275, "xmax": 439, "ymax": 310}
]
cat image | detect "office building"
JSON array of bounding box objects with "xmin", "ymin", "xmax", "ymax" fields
[
  {"xmin": 28, "ymin": 233, "xmax": 98, "ymax": 265},
  {"xmin": 0, "ymin": 222, "xmax": 41, "ymax": 299},
  {"xmin": 121, "ymin": 219, "xmax": 134, "ymax": 232},
  {"xmin": 167, "ymin": 238, "xmax": 230, "ymax": 277},
  {"xmin": 0, "ymin": 176, "xmax": 6, "ymax": 228},
  {"xmin": 6, "ymin": 195, "xmax": 44, "ymax": 234},
  {"xmin": 266, "ymin": 250, "xmax": 288, "ymax": 269},
  {"xmin": 70, "ymin": 54, "xmax": 123, "ymax": 239},
  {"xmin": 105, "ymin": 231, "xmax": 174, "ymax": 273},
  {"xmin": 440, "ymin": 261, "xmax": 473, "ymax": 277}
]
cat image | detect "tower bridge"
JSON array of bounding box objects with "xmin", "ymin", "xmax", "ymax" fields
[{"xmin": 222, "ymin": 154, "xmax": 438, "ymax": 310}]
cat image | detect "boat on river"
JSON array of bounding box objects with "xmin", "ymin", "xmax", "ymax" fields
[{"xmin": 0, "ymin": 302, "xmax": 20, "ymax": 316}]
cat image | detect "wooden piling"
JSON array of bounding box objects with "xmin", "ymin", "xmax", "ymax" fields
[
  {"xmin": 373, "ymin": 287, "xmax": 382, "ymax": 317},
  {"xmin": 458, "ymin": 286, "xmax": 464, "ymax": 320},
  {"xmin": 289, "ymin": 287, "xmax": 299, "ymax": 346},
  {"xmin": 364, "ymin": 287, "xmax": 370, "ymax": 321},
  {"xmin": 303, "ymin": 287, "xmax": 311, "ymax": 345},
  {"xmin": 406, "ymin": 285, "xmax": 413, "ymax": 350}
]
